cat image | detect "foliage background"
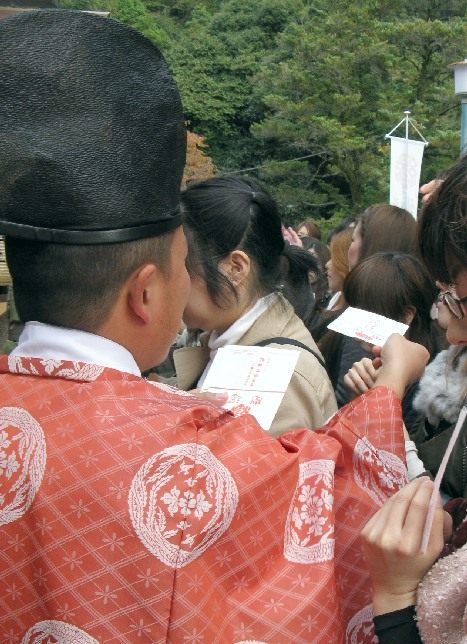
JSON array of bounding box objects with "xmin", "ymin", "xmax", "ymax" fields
[{"xmin": 56, "ymin": 0, "xmax": 467, "ymax": 234}]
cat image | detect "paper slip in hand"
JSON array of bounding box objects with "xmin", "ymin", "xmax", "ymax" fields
[
  {"xmin": 201, "ymin": 345, "xmax": 300, "ymax": 431},
  {"xmin": 327, "ymin": 307, "xmax": 409, "ymax": 346}
]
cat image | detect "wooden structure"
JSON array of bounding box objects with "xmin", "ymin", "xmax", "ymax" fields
[{"xmin": 0, "ymin": 238, "xmax": 10, "ymax": 287}]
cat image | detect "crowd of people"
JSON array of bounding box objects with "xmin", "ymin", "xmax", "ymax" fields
[{"xmin": 0, "ymin": 8, "xmax": 465, "ymax": 644}]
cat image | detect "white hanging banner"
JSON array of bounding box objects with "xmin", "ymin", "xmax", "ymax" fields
[{"xmin": 389, "ymin": 136, "xmax": 426, "ymax": 219}]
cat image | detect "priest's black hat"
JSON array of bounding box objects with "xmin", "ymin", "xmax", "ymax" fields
[{"xmin": 0, "ymin": 10, "xmax": 186, "ymax": 244}]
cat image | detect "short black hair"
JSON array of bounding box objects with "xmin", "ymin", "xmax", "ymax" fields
[{"xmin": 6, "ymin": 232, "xmax": 173, "ymax": 332}]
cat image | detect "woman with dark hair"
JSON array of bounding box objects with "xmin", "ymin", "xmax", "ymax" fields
[
  {"xmin": 321, "ymin": 252, "xmax": 443, "ymax": 421},
  {"xmin": 174, "ymin": 176, "xmax": 337, "ymax": 436},
  {"xmin": 344, "ymin": 252, "xmax": 440, "ymax": 356},
  {"xmin": 347, "ymin": 204, "xmax": 417, "ymax": 270},
  {"xmin": 300, "ymin": 236, "xmax": 331, "ymax": 318},
  {"xmin": 301, "ymin": 236, "xmax": 330, "ymax": 270}
]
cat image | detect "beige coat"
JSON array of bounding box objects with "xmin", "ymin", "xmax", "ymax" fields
[{"xmin": 174, "ymin": 295, "xmax": 337, "ymax": 437}]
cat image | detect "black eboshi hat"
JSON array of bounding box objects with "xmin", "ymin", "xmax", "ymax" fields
[{"xmin": 0, "ymin": 10, "xmax": 186, "ymax": 244}]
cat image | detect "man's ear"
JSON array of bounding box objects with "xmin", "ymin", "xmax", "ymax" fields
[
  {"xmin": 127, "ymin": 263, "xmax": 159, "ymax": 324},
  {"xmin": 219, "ymin": 250, "xmax": 251, "ymax": 286}
]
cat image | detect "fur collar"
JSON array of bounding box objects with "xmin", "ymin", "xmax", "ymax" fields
[{"xmin": 412, "ymin": 347, "xmax": 467, "ymax": 427}]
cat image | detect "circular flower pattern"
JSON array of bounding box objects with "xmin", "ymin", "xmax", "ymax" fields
[
  {"xmin": 284, "ymin": 459, "xmax": 335, "ymax": 564},
  {"xmin": 353, "ymin": 437, "xmax": 408, "ymax": 506},
  {"xmin": 129, "ymin": 443, "xmax": 239, "ymax": 568},
  {"xmin": 0, "ymin": 407, "xmax": 46, "ymax": 526}
]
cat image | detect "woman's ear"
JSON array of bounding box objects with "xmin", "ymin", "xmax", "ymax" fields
[
  {"xmin": 402, "ymin": 305, "xmax": 416, "ymax": 325},
  {"xmin": 219, "ymin": 250, "xmax": 251, "ymax": 286}
]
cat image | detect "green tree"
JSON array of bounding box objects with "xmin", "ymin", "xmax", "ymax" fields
[
  {"xmin": 252, "ymin": 0, "xmax": 466, "ymax": 224},
  {"xmin": 52, "ymin": 0, "xmax": 467, "ymax": 228},
  {"xmin": 165, "ymin": 0, "xmax": 302, "ymax": 171},
  {"xmin": 54, "ymin": 0, "xmax": 169, "ymax": 45}
]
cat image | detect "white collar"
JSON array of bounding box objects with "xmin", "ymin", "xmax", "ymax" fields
[
  {"xmin": 197, "ymin": 292, "xmax": 277, "ymax": 387},
  {"xmin": 326, "ymin": 291, "xmax": 342, "ymax": 310},
  {"xmin": 10, "ymin": 321, "xmax": 141, "ymax": 376}
]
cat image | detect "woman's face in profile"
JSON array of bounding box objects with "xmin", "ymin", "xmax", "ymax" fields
[
  {"xmin": 182, "ymin": 253, "xmax": 250, "ymax": 335},
  {"xmin": 325, "ymin": 258, "xmax": 344, "ymax": 293},
  {"xmin": 347, "ymin": 222, "xmax": 362, "ymax": 270},
  {"xmin": 182, "ymin": 273, "xmax": 221, "ymax": 333},
  {"xmin": 444, "ymin": 267, "xmax": 467, "ymax": 346}
]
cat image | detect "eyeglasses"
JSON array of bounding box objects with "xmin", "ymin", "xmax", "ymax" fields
[{"xmin": 440, "ymin": 290, "xmax": 467, "ymax": 320}]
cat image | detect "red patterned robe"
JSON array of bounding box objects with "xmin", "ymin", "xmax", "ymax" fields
[{"xmin": 0, "ymin": 355, "xmax": 407, "ymax": 643}]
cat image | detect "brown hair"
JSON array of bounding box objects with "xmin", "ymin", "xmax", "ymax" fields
[
  {"xmin": 296, "ymin": 218, "xmax": 321, "ymax": 240},
  {"xmin": 358, "ymin": 204, "xmax": 417, "ymax": 262},
  {"xmin": 418, "ymin": 154, "xmax": 467, "ymax": 284},
  {"xmin": 6, "ymin": 232, "xmax": 174, "ymax": 332},
  {"xmin": 329, "ymin": 228, "xmax": 353, "ymax": 280},
  {"xmin": 343, "ymin": 251, "xmax": 440, "ymax": 355}
]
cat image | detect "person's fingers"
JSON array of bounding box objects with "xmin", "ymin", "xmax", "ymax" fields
[
  {"xmin": 190, "ymin": 389, "xmax": 228, "ymax": 406},
  {"xmin": 354, "ymin": 358, "xmax": 378, "ymax": 387},
  {"xmin": 366, "ymin": 478, "xmax": 443, "ymax": 560},
  {"xmin": 281, "ymin": 227, "xmax": 292, "ymax": 243},
  {"xmin": 344, "ymin": 369, "xmax": 369, "ymax": 394},
  {"xmin": 344, "ymin": 358, "xmax": 379, "ymax": 393},
  {"xmin": 421, "ymin": 190, "xmax": 437, "ymax": 204},
  {"xmin": 420, "ymin": 179, "xmax": 443, "ymax": 204},
  {"xmin": 419, "ymin": 179, "xmax": 437, "ymax": 194},
  {"xmin": 372, "ymin": 344, "xmax": 382, "ymax": 358},
  {"xmin": 343, "ymin": 372, "xmax": 359, "ymax": 394},
  {"xmin": 397, "ymin": 478, "xmax": 437, "ymax": 554},
  {"xmin": 362, "ymin": 478, "xmax": 429, "ymax": 544},
  {"xmin": 359, "ymin": 341, "xmax": 374, "ymax": 354},
  {"xmin": 287, "ymin": 227, "xmax": 303, "ymax": 247},
  {"xmin": 443, "ymin": 510, "xmax": 453, "ymax": 542}
]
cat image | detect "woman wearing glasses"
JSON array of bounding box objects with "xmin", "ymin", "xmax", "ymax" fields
[
  {"xmin": 361, "ymin": 155, "xmax": 467, "ymax": 644},
  {"xmin": 438, "ymin": 288, "xmax": 467, "ymax": 339},
  {"xmin": 406, "ymin": 168, "xmax": 467, "ymax": 502}
]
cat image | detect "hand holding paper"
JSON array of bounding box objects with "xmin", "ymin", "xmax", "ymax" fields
[{"xmin": 374, "ymin": 334, "xmax": 430, "ymax": 393}]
